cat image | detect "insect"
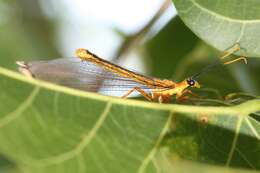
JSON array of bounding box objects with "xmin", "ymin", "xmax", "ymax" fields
[{"xmin": 17, "ymin": 45, "xmax": 247, "ymax": 103}]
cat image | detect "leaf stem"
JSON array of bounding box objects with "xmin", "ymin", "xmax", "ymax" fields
[{"xmin": 112, "ymin": 0, "xmax": 172, "ymax": 62}]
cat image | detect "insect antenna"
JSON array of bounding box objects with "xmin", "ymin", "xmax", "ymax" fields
[
  {"xmin": 191, "ymin": 56, "xmax": 247, "ymax": 80},
  {"xmin": 191, "ymin": 59, "xmax": 222, "ymax": 79}
]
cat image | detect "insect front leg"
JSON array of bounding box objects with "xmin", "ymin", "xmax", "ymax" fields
[
  {"xmin": 184, "ymin": 90, "xmax": 199, "ymax": 98},
  {"xmin": 176, "ymin": 90, "xmax": 198, "ymax": 102},
  {"xmin": 220, "ymin": 43, "xmax": 241, "ymax": 60},
  {"xmin": 121, "ymin": 87, "xmax": 153, "ymax": 101},
  {"xmin": 219, "ymin": 43, "xmax": 247, "ymax": 65},
  {"xmin": 224, "ymin": 56, "xmax": 247, "ymax": 65}
]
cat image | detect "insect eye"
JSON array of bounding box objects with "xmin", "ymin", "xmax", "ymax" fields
[{"xmin": 187, "ymin": 79, "xmax": 195, "ymax": 86}]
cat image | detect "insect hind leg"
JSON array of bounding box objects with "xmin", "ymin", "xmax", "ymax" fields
[{"xmin": 121, "ymin": 87, "xmax": 153, "ymax": 101}]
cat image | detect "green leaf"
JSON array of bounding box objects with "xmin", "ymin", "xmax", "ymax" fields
[
  {"xmin": 173, "ymin": 0, "xmax": 260, "ymax": 57},
  {"xmin": 0, "ymin": 67, "xmax": 259, "ymax": 172},
  {"xmin": 145, "ymin": 16, "xmax": 260, "ymax": 98},
  {"xmin": 155, "ymin": 154, "xmax": 260, "ymax": 173},
  {"xmin": 146, "ymin": 18, "xmax": 260, "ymax": 96}
]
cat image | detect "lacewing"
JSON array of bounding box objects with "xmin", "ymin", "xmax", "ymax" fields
[{"xmin": 17, "ymin": 46, "xmax": 246, "ymax": 103}]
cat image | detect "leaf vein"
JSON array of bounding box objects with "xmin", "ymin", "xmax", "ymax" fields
[
  {"xmin": 137, "ymin": 111, "xmax": 172, "ymax": 173},
  {"xmin": 30, "ymin": 102, "xmax": 112, "ymax": 167},
  {"xmin": 236, "ymin": 23, "xmax": 246, "ymax": 43},
  {"xmin": 245, "ymin": 117, "xmax": 260, "ymax": 140},
  {"xmin": 0, "ymin": 87, "xmax": 40, "ymax": 128},
  {"xmin": 235, "ymin": 147, "xmax": 256, "ymax": 169},
  {"xmin": 226, "ymin": 116, "xmax": 243, "ymax": 166},
  {"xmin": 189, "ymin": 0, "xmax": 260, "ymax": 23}
]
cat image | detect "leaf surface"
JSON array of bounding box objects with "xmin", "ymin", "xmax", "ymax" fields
[
  {"xmin": 0, "ymin": 67, "xmax": 259, "ymax": 173},
  {"xmin": 173, "ymin": 0, "xmax": 260, "ymax": 57}
]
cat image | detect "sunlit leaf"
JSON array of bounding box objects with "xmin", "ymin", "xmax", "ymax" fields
[
  {"xmin": 0, "ymin": 67, "xmax": 259, "ymax": 173},
  {"xmin": 173, "ymin": 0, "xmax": 260, "ymax": 57}
]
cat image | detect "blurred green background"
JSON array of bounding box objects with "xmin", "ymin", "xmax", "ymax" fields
[{"xmin": 1, "ymin": 0, "xmax": 260, "ymax": 99}]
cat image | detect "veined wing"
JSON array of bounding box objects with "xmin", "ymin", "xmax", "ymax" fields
[{"xmin": 17, "ymin": 58, "xmax": 168, "ymax": 97}]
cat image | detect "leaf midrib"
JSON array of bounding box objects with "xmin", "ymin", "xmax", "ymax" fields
[{"xmin": 1, "ymin": 67, "xmax": 260, "ymax": 116}]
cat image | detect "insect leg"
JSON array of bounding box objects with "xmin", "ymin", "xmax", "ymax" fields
[
  {"xmin": 121, "ymin": 87, "xmax": 153, "ymax": 101},
  {"xmin": 176, "ymin": 94, "xmax": 189, "ymax": 103},
  {"xmin": 176, "ymin": 90, "xmax": 199, "ymax": 102},
  {"xmin": 219, "ymin": 43, "xmax": 240, "ymax": 60},
  {"xmin": 184, "ymin": 90, "xmax": 199, "ymax": 98},
  {"xmin": 224, "ymin": 56, "xmax": 247, "ymax": 65},
  {"xmin": 219, "ymin": 44, "xmax": 247, "ymax": 66}
]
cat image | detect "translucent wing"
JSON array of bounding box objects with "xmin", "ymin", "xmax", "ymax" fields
[{"xmin": 17, "ymin": 58, "xmax": 166, "ymax": 97}]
